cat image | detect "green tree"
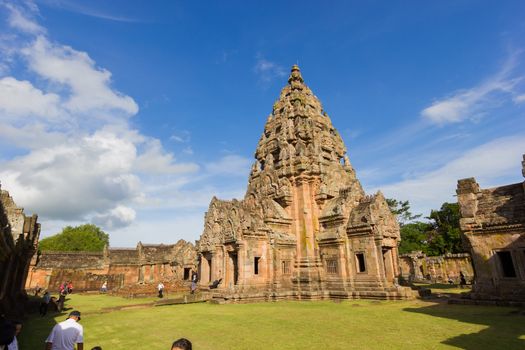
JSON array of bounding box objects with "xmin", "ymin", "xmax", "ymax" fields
[
  {"xmin": 426, "ymin": 202, "xmax": 463, "ymax": 255},
  {"xmin": 398, "ymin": 221, "xmax": 432, "ymax": 254},
  {"xmin": 386, "ymin": 198, "xmax": 422, "ymax": 224},
  {"xmin": 387, "ymin": 199, "xmax": 463, "ymax": 256},
  {"xmin": 39, "ymin": 224, "xmax": 109, "ymax": 252}
]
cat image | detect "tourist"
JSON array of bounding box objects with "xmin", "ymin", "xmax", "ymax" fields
[
  {"xmin": 40, "ymin": 291, "xmax": 51, "ymax": 316},
  {"xmin": 100, "ymin": 281, "xmax": 108, "ymax": 293},
  {"xmin": 0, "ymin": 317, "xmax": 16, "ymax": 350},
  {"xmin": 67, "ymin": 281, "xmax": 73, "ymax": 294},
  {"xmin": 49, "ymin": 297, "xmax": 59, "ymax": 313},
  {"xmin": 57, "ymin": 291, "xmax": 66, "ymax": 312},
  {"xmin": 45, "ymin": 311, "xmax": 83, "ymax": 350},
  {"xmin": 190, "ymin": 270, "xmax": 198, "ymax": 294},
  {"xmin": 171, "ymin": 338, "xmax": 192, "ymax": 350},
  {"xmin": 157, "ymin": 282, "xmax": 165, "ymax": 298},
  {"xmin": 209, "ymin": 278, "xmax": 222, "ymax": 289},
  {"xmin": 6, "ymin": 320, "xmax": 21, "ymax": 350},
  {"xmin": 459, "ymin": 271, "xmax": 467, "ymax": 288}
]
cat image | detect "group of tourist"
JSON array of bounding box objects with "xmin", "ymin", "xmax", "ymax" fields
[
  {"xmin": 1, "ymin": 311, "xmax": 193, "ymax": 350},
  {"xmin": 44, "ymin": 311, "xmax": 192, "ymax": 350}
]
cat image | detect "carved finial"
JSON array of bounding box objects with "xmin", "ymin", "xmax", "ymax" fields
[{"xmin": 288, "ymin": 64, "xmax": 304, "ymax": 84}]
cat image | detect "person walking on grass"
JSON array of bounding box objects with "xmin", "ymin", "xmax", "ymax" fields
[
  {"xmin": 40, "ymin": 291, "xmax": 51, "ymax": 316},
  {"xmin": 157, "ymin": 282, "xmax": 165, "ymax": 298},
  {"xmin": 45, "ymin": 311, "xmax": 83, "ymax": 350},
  {"xmin": 100, "ymin": 281, "xmax": 107, "ymax": 293}
]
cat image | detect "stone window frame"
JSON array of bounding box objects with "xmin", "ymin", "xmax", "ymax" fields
[
  {"xmin": 254, "ymin": 256, "xmax": 261, "ymax": 275},
  {"xmin": 493, "ymin": 249, "xmax": 518, "ymax": 279},
  {"xmin": 281, "ymin": 260, "xmax": 291, "ymax": 275},
  {"xmin": 355, "ymin": 252, "xmax": 367, "ymax": 273},
  {"xmin": 325, "ymin": 258, "xmax": 338, "ymax": 275}
]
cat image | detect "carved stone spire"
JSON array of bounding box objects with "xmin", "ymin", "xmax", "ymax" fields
[{"xmin": 251, "ymin": 65, "xmax": 361, "ymax": 193}]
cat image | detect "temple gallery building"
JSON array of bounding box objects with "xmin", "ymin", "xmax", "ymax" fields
[{"xmin": 196, "ymin": 66, "xmax": 414, "ymax": 301}]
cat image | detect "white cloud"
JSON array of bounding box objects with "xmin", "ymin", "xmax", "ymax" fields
[
  {"xmin": 375, "ymin": 135, "xmax": 525, "ymax": 217},
  {"xmin": 254, "ymin": 55, "xmax": 287, "ymax": 83},
  {"xmin": 170, "ymin": 130, "xmax": 191, "ymax": 143},
  {"xmin": 205, "ymin": 155, "xmax": 251, "ymax": 176},
  {"xmin": 421, "ymin": 55, "xmax": 522, "ymax": 124},
  {"xmin": 0, "ymin": 131, "xmax": 141, "ymax": 220},
  {"xmin": 92, "ymin": 205, "xmax": 137, "ymax": 230},
  {"xmin": 134, "ymin": 139, "xmax": 199, "ymax": 175},
  {"xmin": 0, "ymin": 2, "xmax": 197, "ymax": 234},
  {"xmin": 513, "ymin": 94, "xmax": 525, "ymax": 104},
  {"xmin": 23, "ymin": 36, "xmax": 138, "ymax": 116},
  {"xmin": 4, "ymin": 2, "xmax": 44, "ymax": 34},
  {"xmin": 0, "ymin": 77, "xmax": 61, "ymax": 119}
]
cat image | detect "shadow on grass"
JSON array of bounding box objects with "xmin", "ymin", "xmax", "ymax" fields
[
  {"xmin": 404, "ymin": 303, "xmax": 525, "ymax": 349},
  {"xmin": 18, "ymin": 295, "xmax": 77, "ymax": 349}
]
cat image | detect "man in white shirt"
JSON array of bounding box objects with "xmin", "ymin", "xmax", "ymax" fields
[
  {"xmin": 45, "ymin": 311, "xmax": 83, "ymax": 350},
  {"xmin": 6, "ymin": 320, "xmax": 21, "ymax": 350},
  {"xmin": 157, "ymin": 282, "xmax": 165, "ymax": 298}
]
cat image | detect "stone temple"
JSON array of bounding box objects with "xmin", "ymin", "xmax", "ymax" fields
[{"xmin": 197, "ymin": 65, "xmax": 413, "ymax": 301}]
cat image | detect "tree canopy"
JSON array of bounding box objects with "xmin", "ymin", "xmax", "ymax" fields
[
  {"xmin": 387, "ymin": 199, "xmax": 463, "ymax": 256},
  {"xmin": 38, "ymin": 224, "xmax": 109, "ymax": 252}
]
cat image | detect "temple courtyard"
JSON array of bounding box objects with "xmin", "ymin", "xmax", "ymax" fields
[{"xmin": 20, "ymin": 290, "xmax": 525, "ymax": 350}]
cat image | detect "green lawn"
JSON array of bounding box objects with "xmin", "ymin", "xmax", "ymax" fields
[{"xmin": 21, "ymin": 294, "xmax": 525, "ymax": 350}]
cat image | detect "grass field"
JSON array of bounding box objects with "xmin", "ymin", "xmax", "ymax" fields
[{"xmin": 20, "ymin": 293, "xmax": 525, "ymax": 350}]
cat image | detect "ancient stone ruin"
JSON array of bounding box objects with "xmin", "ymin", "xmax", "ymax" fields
[
  {"xmin": 26, "ymin": 240, "xmax": 196, "ymax": 296},
  {"xmin": 457, "ymin": 154, "xmax": 525, "ymax": 301},
  {"xmin": 399, "ymin": 251, "xmax": 473, "ymax": 284},
  {"xmin": 197, "ymin": 65, "xmax": 413, "ymax": 301},
  {"xmin": 0, "ymin": 184, "xmax": 40, "ymax": 317}
]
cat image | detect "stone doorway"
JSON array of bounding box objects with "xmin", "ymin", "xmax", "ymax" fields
[
  {"xmin": 227, "ymin": 251, "xmax": 239, "ymax": 287},
  {"xmin": 382, "ymin": 248, "xmax": 395, "ymax": 282}
]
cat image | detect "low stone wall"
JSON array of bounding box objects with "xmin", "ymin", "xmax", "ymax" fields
[
  {"xmin": 399, "ymin": 252, "xmax": 474, "ymax": 284},
  {"xmin": 26, "ymin": 240, "xmax": 197, "ymax": 293}
]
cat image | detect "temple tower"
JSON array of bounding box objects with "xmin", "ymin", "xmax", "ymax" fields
[{"xmin": 197, "ymin": 65, "xmax": 412, "ymax": 301}]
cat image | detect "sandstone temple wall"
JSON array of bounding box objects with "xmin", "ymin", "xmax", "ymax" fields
[
  {"xmin": 399, "ymin": 252, "xmax": 474, "ymax": 283},
  {"xmin": 456, "ymin": 154, "xmax": 525, "ymax": 301},
  {"xmin": 26, "ymin": 240, "xmax": 197, "ymax": 292},
  {"xmin": 0, "ymin": 184, "xmax": 40, "ymax": 317}
]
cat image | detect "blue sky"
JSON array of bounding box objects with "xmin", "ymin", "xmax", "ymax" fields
[{"xmin": 0, "ymin": 0, "xmax": 524, "ymax": 247}]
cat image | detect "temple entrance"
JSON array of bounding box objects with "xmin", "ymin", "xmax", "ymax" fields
[
  {"xmin": 226, "ymin": 252, "xmax": 239, "ymax": 287},
  {"xmin": 382, "ymin": 248, "xmax": 395, "ymax": 282}
]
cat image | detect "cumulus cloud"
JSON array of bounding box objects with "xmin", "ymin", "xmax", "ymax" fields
[
  {"xmin": 0, "ymin": 1, "xmax": 197, "ymax": 234},
  {"xmin": 0, "ymin": 131, "xmax": 141, "ymax": 220},
  {"xmin": 421, "ymin": 54, "xmax": 523, "ymax": 124},
  {"xmin": 376, "ymin": 135, "xmax": 525, "ymax": 217},
  {"xmin": 0, "ymin": 77, "xmax": 61, "ymax": 119},
  {"xmin": 23, "ymin": 36, "xmax": 138, "ymax": 116},
  {"xmin": 92, "ymin": 205, "xmax": 137, "ymax": 229}
]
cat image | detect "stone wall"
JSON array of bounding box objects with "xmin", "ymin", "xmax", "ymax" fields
[
  {"xmin": 457, "ymin": 154, "xmax": 525, "ymax": 301},
  {"xmin": 399, "ymin": 252, "xmax": 474, "ymax": 283},
  {"xmin": 26, "ymin": 240, "xmax": 197, "ymax": 293},
  {"xmin": 0, "ymin": 184, "xmax": 40, "ymax": 317}
]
